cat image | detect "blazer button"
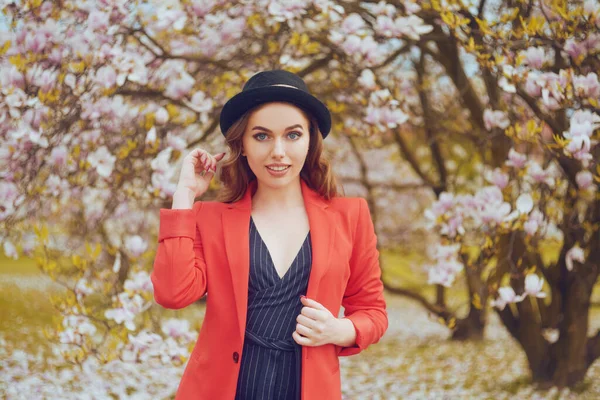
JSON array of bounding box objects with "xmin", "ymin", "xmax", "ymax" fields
[{"xmin": 233, "ymin": 351, "xmax": 239, "ymax": 363}]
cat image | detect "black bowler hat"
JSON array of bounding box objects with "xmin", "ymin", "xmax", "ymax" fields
[{"xmin": 219, "ymin": 69, "xmax": 332, "ymax": 138}]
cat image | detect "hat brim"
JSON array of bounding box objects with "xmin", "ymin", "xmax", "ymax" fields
[{"xmin": 219, "ymin": 86, "xmax": 331, "ymax": 138}]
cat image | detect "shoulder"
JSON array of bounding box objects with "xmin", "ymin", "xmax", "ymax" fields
[
  {"xmin": 328, "ymin": 196, "xmax": 367, "ymax": 212},
  {"xmin": 327, "ymin": 196, "xmax": 370, "ymax": 224}
]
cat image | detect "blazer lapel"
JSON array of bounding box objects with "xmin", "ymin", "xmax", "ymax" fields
[
  {"xmin": 222, "ymin": 178, "xmax": 335, "ymax": 340},
  {"xmin": 300, "ymin": 179, "xmax": 335, "ymax": 300}
]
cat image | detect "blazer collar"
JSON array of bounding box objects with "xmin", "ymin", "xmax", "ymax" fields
[{"xmin": 222, "ymin": 177, "xmax": 335, "ymax": 340}]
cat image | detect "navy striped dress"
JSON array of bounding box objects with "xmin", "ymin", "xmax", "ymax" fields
[{"xmin": 234, "ymin": 216, "xmax": 312, "ymax": 400}]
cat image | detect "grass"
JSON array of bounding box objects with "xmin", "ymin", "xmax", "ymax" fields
[{"xmin": 3, "ymin": 251, "xmax": 600, "ymax": 399}]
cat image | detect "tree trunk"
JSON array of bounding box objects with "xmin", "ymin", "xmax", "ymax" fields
[
  {"xmin": 452, "ymin": 306, "xmax": 486, "ymax": 341},
  {"xmin": 496, "ymin": 222, "xmax": 600, "ymax": 388},
  {"xmin": 451, "ymin": 251, "xmax": 488, "ymax": 341}
]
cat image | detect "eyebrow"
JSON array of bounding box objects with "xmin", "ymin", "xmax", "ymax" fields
[{"xmin": 251, "ymin": 124, "xmax": 304, "ymax": 133}]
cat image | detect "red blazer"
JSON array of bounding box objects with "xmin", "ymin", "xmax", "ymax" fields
[{"xmin": 151, "ymin": 178, "xmax": 388, "ymax": 400}]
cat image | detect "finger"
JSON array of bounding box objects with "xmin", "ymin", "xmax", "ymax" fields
[
  {"xmin": 208, "ymin": 154, "xmax": 217, "ymax": 172},
  {"xmin": 300, "ymin": 306, "xmax": 320, "ymax": 321},
  {"xmin": 300, "ymin": 296, "xmax": 327, "ymax": 310},
  {"xmin": 201, "ymin": 154, "xmax": 211, "ymax": 171},
  {"xmin": 296, "ymin": 314, "xmax": 316, "ymax": 328},
  {"xmin": 292, "ymin": 330, "xmax": 310, "ymax": 346},
  {"xmin": 191, "ymin": 149, "xmax": 205, "ymax": 161},
  {"xmin": 203, "ymin": 169, "xmax": 214, "ymax": 179},
  {"xmin": 295, "ymin": 322, "xmax": 314, "ymax": 337},
  {"xmin": 191, "ymin": 150, "xmax": 207, "ymax": 168},
  {"xmin": 215, "ymin": 152, "xmax": 226, "ymax": 161}
]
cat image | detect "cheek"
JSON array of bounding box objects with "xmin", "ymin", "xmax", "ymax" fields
[{"xmin": 292, "ymin": 142, "xmax": 310, "ymax": 164}]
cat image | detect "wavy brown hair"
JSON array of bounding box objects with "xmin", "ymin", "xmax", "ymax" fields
[{"xmin": 215, "ymin": 103, "xmax": 341, "ymax": 203}]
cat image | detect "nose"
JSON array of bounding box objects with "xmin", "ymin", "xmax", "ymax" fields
[{"xmin": 271, "ymin": 137, "xmax": 286, "ymax": 158}]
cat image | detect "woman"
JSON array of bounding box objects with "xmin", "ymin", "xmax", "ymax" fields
[{"xmin": 151, "ymin": 70, "xmax": 388, "ymax": 400}]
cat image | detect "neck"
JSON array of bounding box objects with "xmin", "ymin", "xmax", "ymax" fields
[{"xmin": 251, "ymin": 178, "xmax": 304, "ymax": 211}]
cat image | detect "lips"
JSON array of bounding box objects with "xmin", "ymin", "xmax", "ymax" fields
[{"xmin": 266, "ymin": 165, "xmax": 291, "ymax": 171}]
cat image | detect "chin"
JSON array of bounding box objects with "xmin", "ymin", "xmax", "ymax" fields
[{"xmin": 257, "ymin": 169, "xmax": 299, "ymax": 187}]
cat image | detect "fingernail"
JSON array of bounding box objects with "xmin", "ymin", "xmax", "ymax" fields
[{"xmin": 300, "ymin": 295, "xmax": 306, "ymax": 299}]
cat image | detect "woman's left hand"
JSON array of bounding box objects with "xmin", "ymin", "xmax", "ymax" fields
[{"xmin": 292, "ymin": 296, "xmax": 345, "ymax": 347}]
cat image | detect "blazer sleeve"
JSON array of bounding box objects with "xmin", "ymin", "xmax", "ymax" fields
[
  {"xmin": 150, "ymin": 201, "xmax": 208, "ymax": 309},
  {"xmin": 335, "ymin": 197, "xmax": 388, "ymax": 357}
]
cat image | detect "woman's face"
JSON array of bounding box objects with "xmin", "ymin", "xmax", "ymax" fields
[{"xmin": 242, "ymin": 102, "xmax": 310, "ymax": 188}]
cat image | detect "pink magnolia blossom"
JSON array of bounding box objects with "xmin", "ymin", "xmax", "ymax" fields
[
  {"xmin": 164, "ymin": 72, "xmax": 195, "ymax": 100},
  {"xmin": 576, "ymin": 170, "xmax": 594, "ymax": 190},
  {"xmin": 0, "ymin": 181, "xmax": 20, "ymax": 220},
  {"xmin": 563, "ymin": 110, "xmax": 600, "ymax": 163},
  {"xmin": 151, "ymin": 171, "xmax": 178, "ymax": 198},
  {"xmin": 564, "ymin": 38, "xmax": 587, "ymax": 60},
  {"xmin": 573, "ymin": 72, "xmax": 600, "ymax": 98},
  {"xmin": 358, "ymin": 69, "xmax": 377, "ymax": 90},
  {"xmin": 505, "ymin": 148, "xmax": 527, "ymax": 169},
  {"xmin": 74, "ymin": 278, "xmax": 95, "ymax": 299},
  {"xmin": 395, "ymin": 15, "xmax": 433, "ymax": 40},
  {"xmin": 3, "ymin": 240, "xmax": 18, "ymax": 260},
  {"xmin": 124, "ymin": 270, "xmax": 153, "ymax": 292},
  {"xmin": 45, "ymin": 174, "xmax": 70, "ymax": 197},
  {"xmin": 427, "ymin": 243, "xmax": 463, "ymax": 287},
  {"xmin": 475, "ymin": 186, "xmax": 512, "ymax": 226},
  {"xmin": 425, "ymin": 192, "xmax": 454, "ymax": 220},
  {"xmin": 0, "ymin": 65, "xmax": 25, "ymax": 89},
  {"xmin": 185, "ymin": 90, "xmax": 213, "ymax": 113},
  {"xmin": 524, "ymin": 274, "xmax": 547, "ymax": 298},
  {"xmin": 565, "ymin": 244, "xmax": 585, "ymax": 271},
  {"xmin": 524, "ymin": 71, "xmax": 542, "ymax": 97},
  {"xmin": 95, "ymin": 65, "xmax": 118, "ymax": 89},
  {"xmin": 491, "ymin": 287, "xmax": 526, "ymax": 310},
  {"xmin": 87, "ymin": 10, "xmax": 110, "ymax": 32},
  {"xmin": 375, "ymin": 15, "xmax": 433, "ymax": 40},
  {"xmin": 483, "ymin": 109, "xmax": 510, "ymax": 130},
  {"xmin": 542, "ymin": 328, "xmax": 559, "ymax": 343},
  {"xmin": 49, "ymin": 145, "xmax": 68, "ymax": 168},
  {"xmin": 267, "ymin": 0, "xmax": 309, "ymax": 22},
  {"xmin": 520, "ymin": 46, "xmax": 546, "ymax": 69},
  {"xmin": 516, "ymin": 193, "xmax": 534, "ymax": 214},
  {"xmin": 125, "ymin": 236, "xmax": 148, "ymax": 258},
  {"xmin": 161, "ymin": 318, "xmax": 193, "ymax": 339},
  {"xmin": 524, "ymin": 209, "xmax": 545, "ymax": 236},
  {"xmin": 166, "ymin": 132, "xmax": 187, "ymax": 151},
  {"xmin": 525, "ymin": 160, "xmax": 555, "ymax": 187},
  {"xmin": 145, "ymin": 126, "xmax": 157, "ymax": 145},
  {"xmin": 486, "ymin": 167, "xmax": 509, "ymax": 189},
  {"xmin": 341, "ymin": 13, "xmax": 366, "ymax": 35},
  {"xmin": 155, "ymin": 107, "xmax": 169, "ymax": 125},
  {"xmin": 190, "ymin": 0, "xmax": 220, "ymax": 17},
  {"xmin": 87, "ymin": 146, "xmax": 117, "ymax": 178},
  {"xmin": 370, "ymin": 1, "xmax": 396, "ymax": 16}
]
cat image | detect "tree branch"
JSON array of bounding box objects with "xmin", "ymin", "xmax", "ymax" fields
[
  {"xmin": 416, "ymin": 48, "xmax": 448, "ymax": 195},
  {"xmin": 390, "ymin": 127, "xmax": 441, "ymax": 192},
  {"xmin": 383, "ymin": 280, "xmax": 454, "ymax": 321}
]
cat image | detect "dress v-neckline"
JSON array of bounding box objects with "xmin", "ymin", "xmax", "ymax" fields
[{"xmin": 250, "ymin": 217, "xmax": 310, "ymax": 280}]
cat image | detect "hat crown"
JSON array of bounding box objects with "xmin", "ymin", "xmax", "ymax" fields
[
  {"xmin": 220, "ymin": 69, "xmax": 331, "ymax": 138},
  {"xmin": 242, "ymin": 70, "xmax": 309, "ymax": 93}
]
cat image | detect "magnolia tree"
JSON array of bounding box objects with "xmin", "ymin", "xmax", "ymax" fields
[
  {"xmin": 414, "ymin": 1, "xmax": 600, "ymax": 389},
  {"xmin": 0, "ymin": 0, "xmax": 599, "ymax": 395}
]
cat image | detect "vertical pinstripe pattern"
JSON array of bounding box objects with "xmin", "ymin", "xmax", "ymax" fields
[{"xmin": 235, "ymin": 217, "xmax": 312, "ymax": 400}]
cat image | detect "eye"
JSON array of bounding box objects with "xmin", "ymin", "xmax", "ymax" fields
[
  {"xmin": 253, "ymin": 133, "xmax": 268, "ymax": 141},
  {"xmin": 288, "ymin": 131, "xmax": 302, "ymax": 139}
]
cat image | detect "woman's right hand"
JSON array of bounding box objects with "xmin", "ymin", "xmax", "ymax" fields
[{"xmin": 176, "ymin": 149, "xmax": 227, "ymax": 199}]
